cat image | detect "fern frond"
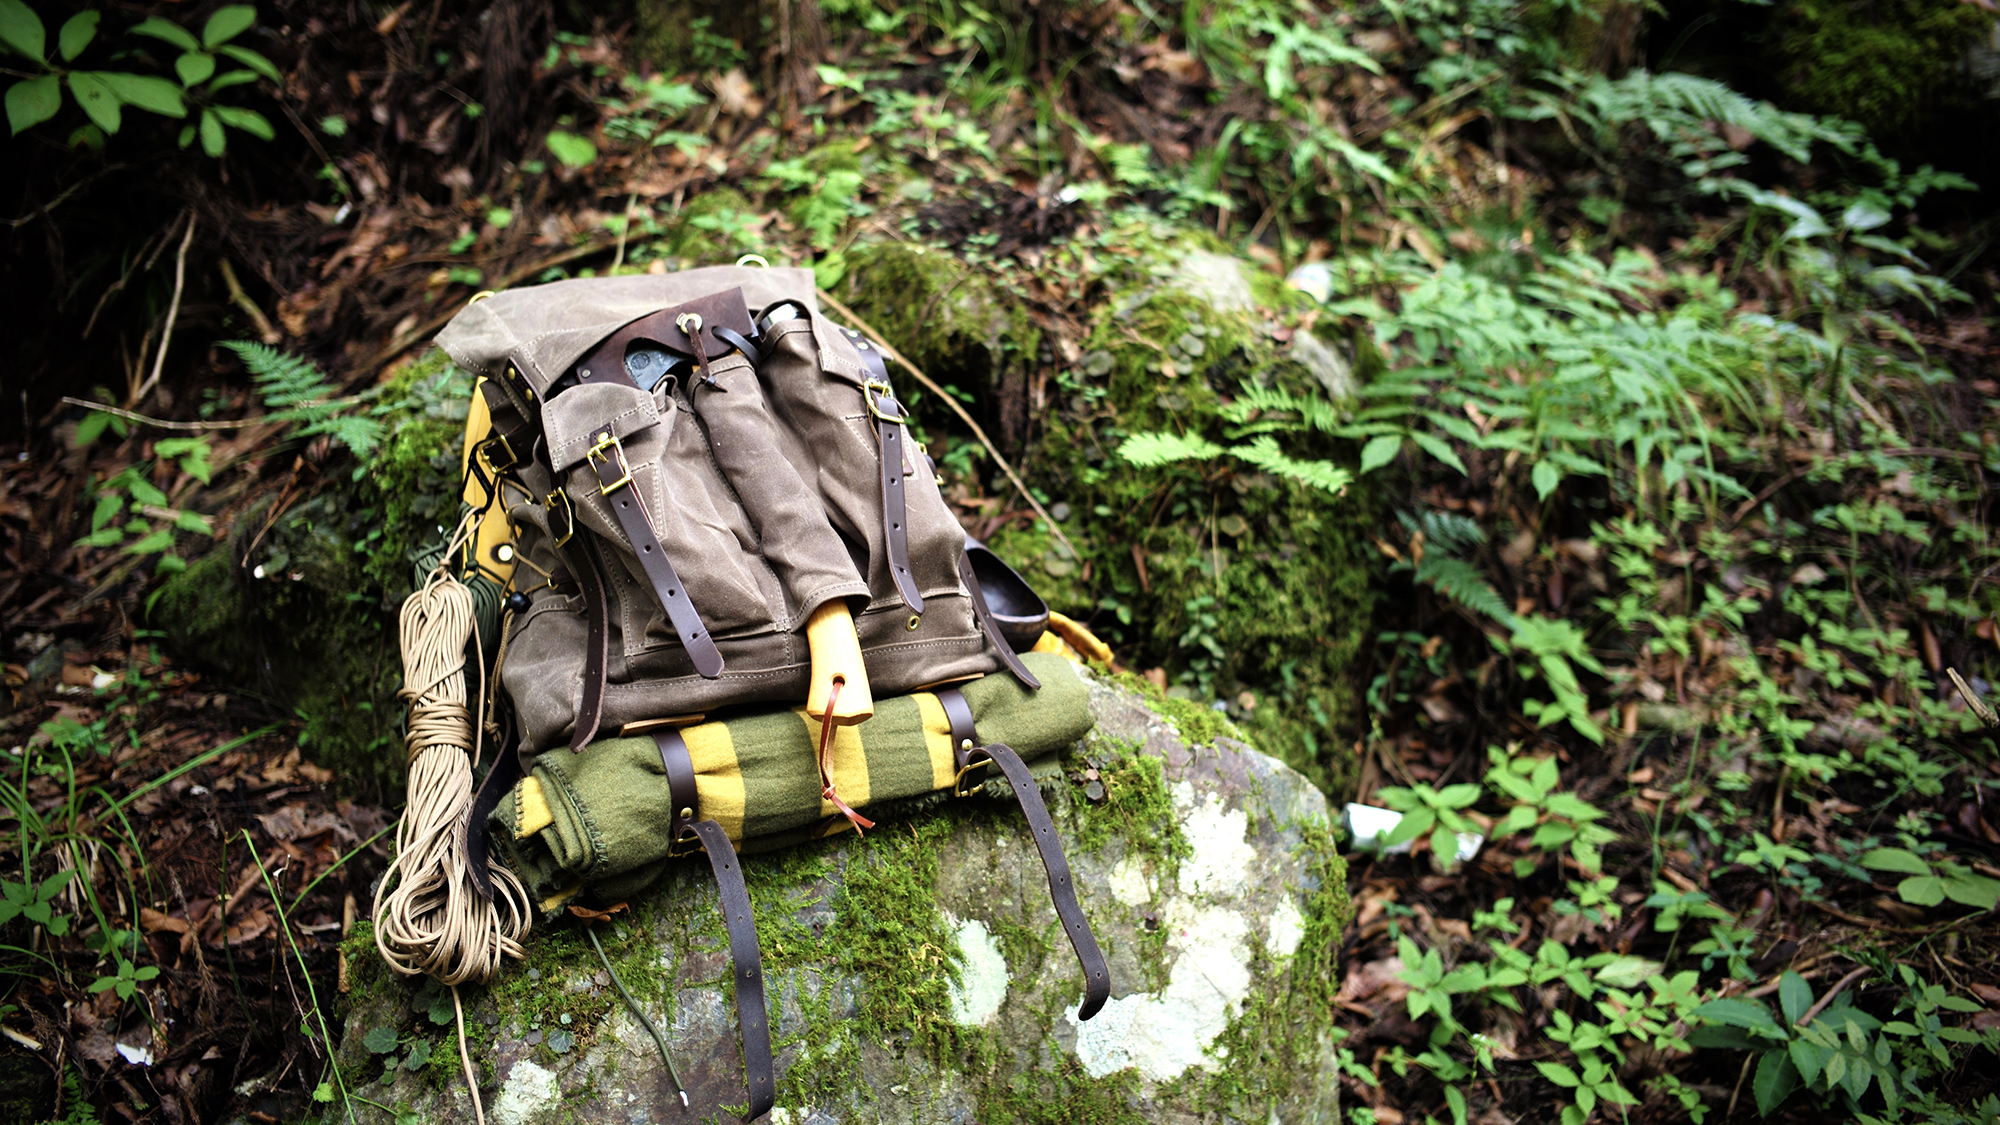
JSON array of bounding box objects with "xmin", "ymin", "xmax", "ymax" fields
[
  {"xmin": 1224, "ymin": 384, "xmax": 1342, "ymax": 434},
  {"xmin": 1233, "ymin": 436, "xmax": 1352, "ymax": 496},
  {"xmin": 1415, "ymin": 555, "xmax": 1511, "ymax": 622},
  {"xmin": 1118, "ymin": 431, "xmax": 1227, "ymax": 467},
  {"xmin": 1397, "ymin": 508, "xmax": 1487, "ymax": 556},
  {"xmin": 221, "ymin": 340, "xmax": 384, "ymax": 459}
]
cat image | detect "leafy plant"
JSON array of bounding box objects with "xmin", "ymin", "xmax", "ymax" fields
[
  {"xmin": 1858, "ymin": 847, "xmax": 2000, "ymax": 910},
  {"xmin": 1, "ymin": 2, "xmax": 274, "ymax": 153},
  {"xmin": 1484, "ymin": 747, "xmax": 1615, "ymax": 875},
  {"xmin": 0, "ymin": 869, "xmax": 75, "ymax": 936},
  {"xmin": 1375, "ymin": 781, "xmax": 1482, "ymax": 868},
  {"xmin": 87, "ymin": 955, "xmax": 160, "ymax": 1001}
]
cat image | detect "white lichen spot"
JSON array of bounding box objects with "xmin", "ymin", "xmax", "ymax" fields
[
  {"xmin": 1171, "ymin": 783, "xmax": 1257, "ymax": 899},
  {"xmin": 947, "ymin": 917, "xmax": 1008, "ymax": 1026},
  {"xmin": 1265, "ymin": 894, "xmax": 1305, "ymax": 958},
  {"xmin": 1068, "ymin": 904, "xmax": 1252, "ymax": 1082},
  {"xmin": 1107, "ymin": 856, "xmax": 1152, "ymax": 906},
  {"xmin": 491, "ymin": 1058, "xmax": 561, "ymax": 1125}
]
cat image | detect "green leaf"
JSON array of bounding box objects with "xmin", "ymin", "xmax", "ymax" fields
[
  {"xmin": 132, "ymin": 965, "xmax": 159, "ymax": 981},
  {"xmin": 1233, "ymin": 436, "xmax": 1352, "ymax": 496},
  {"xmin": 172, "ymin": 510, "xmax": 214, "ymax": 535},
  {"xmin": 545, "ymin": 129, "xmax": 597, "ymax": 168},
  {"xmin": 6, "ymin": 74, "xmax": 60, "ymax": 134},
  {"xmin": 124, "ymin": 529, "xmax": 175, "ymax": 555},
  {"xmin": 1407, "ymin": 429, "xmax": 1468, "ymax": 475},
  {"xmin": 75, "ymin": 528, "xmax": 126, "ymax": 548},
  {"xmin": 1897, "ymin": 874, "xmax": 1945, "ymax": 907},
  {"xmin": 1858, "ymin": 847, "xmax": 1932, "ymax": 876},
  {"xmin": 213, "ymin": 104, "xmax": 273, "ymax": 140},
  {"xmin": 0, "ymin": 0, "xmax": 45, "ymax": 61},
  {"xmin": 1117, "ymin": 431, "xmax": 1225, "ymax": 467},
  {"xmin": 1536, "ymin": 1060, "xmax": 1581, "ymax": 1087},
  {"xmin": 201, "ymin": 5, "xmax": 256, "ymax": 47},
  {"xmin": 87, "ymin": 976, "xmax": 119, "ymax": 993},
  {"xmin": 129, "ymin": 16, "xmax": 200, "ymax": 53},
  {"xmin": 205, "ymin": 68, "xmax": 260, "ymax": 92},
  {"xmin": 1695, "ymin": 997, "xmax": 1785, "ymax": 1037},
  {"xmin": 1531, "ymin": 458, "xmax": 1560, "ymax": 500},
  {"xmin": 215, "ymin": 44, "xmax": 280, "ymax": 82},
  {"xmin": 313, "ymin": 1082, "xmax": 335, "ymax": 1103},
  {"xmin": 199, "ymin": 106, "xmax": 224, "ymax": 155},
  {"xmin": 1942, "ymin": 872, "xmax": 2000, "ymax": 909},
  {"xmin": 1754, "ymin": 1050, "xmax": 1800, "ymax": 1115},
  {"xmin": 57, "ymin": 11, "xmax": 97, "ymax": 61},
  {"xmin": 175, "ymin": 50, "xmax": 216, "ymax": 87},
  {"xmin": 402, "ymin": 1039, "xmax": 434, "ymax": 1070},
  {"xmin": 67, "ymin": 71, "xmax": 120, "ymax": 133},
  {"xmin": 362, "ymin": 1026, "xmax": 399, "ymax": 1054},
  {"xmin": 126, "ymin": 477, "xmax": 168, "ymax": 507},
  {"xmin": 1594, "ymin": 955, "xmax": 1662, "ymax": 989},
  {"xmin": 1779, "ymin": 970, "xmax": 1813, "ymax": 1026},
  {"xmin": 95, "ymin": 72, "xmax": 185, "ymax": 118},
  {"xmin": 1359, "ymin": 433, "xmax": 1402, "ymax": 473}
]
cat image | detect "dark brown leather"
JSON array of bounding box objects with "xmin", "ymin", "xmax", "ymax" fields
[
  {"xmin": 688, "ymin": 819, "xmax": 775, "ymax": 1122},
  {"xmin": 462, "ymin": 719, "xmax": 523, "ymax": 902},
  {"xmin": 559, "ymin": 536, "xmax": 613, "ymax": 752},
  {"xmin": 653, "ymin": 730, "xmax": 774, "ymax": 1121},
  {"xmin": 937, "ymin": 688, "xmax": 1108, "ymax": 1021},
  {"xmin": 652, "ymin": 729, "xmax": 699, "ymax": 844},
  {"xmin": 864, "ymin": 383, "xmax": 924, "ymax": 617},
  {"xmin": 579, "ymin": 424, "xmax": 726, "ymax": 680},
  {"xmin": 570, "ymin": 289, "xmax": 757, "ymax": 389},
  {"xmin": 958, "ymin": 552, "xmax": 1040, "ymax": 690}
]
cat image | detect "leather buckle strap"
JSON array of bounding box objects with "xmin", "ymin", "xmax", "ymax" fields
[
  {"xmin": 560, "ymin": 536, "xmax": 613, "ymax": 752},
  {"xmin": 958, "ymin": 550, "xmax": 1040, "ymax": 690},
  {"xmin": 865, "ymin": 380, "xmax": 924, "ymax": 616},
  {"xmin": 935, "ymin": 687, "xmax": 1109, "ymax": 1022},
  {"xmin": 578, "ymin": 425, "xmax": 725, "ymax": 680},
  {"xmin": 653, "ymin": 729, "xmax": 701, "ymax": 856},
  {"xmin": 938, "ymin": 687, "xmax": 989, "ymax": 797},
  {"xmin": 687, "ymin": 819, "xmax": 775, "ymax": 1121}
]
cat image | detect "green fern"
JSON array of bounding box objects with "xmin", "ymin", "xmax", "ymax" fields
[
  {"xmin": 1398, "ymin": 508, "xmax": 1486, "ymax": 558},
  {"xmin": 1222, "ymin": 384, "xmax": 1342, "ymax": 435},
  {"xmin": 1117, "ymin": 431, "xmax": 1227, "ymax": 466},
  {"xmin": 1234, "ymin": 436, "xmax": 1352, "ymax": 496},
  {"xmin": 221, "ymin": 341, "xmax": 383, "ymax": 459},
  {"xmin": 1414, "ymin": 555, "xmax": 1512, "ymax": 624}
]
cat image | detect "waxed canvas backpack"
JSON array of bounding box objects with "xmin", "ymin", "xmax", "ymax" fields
[{"xmin": 422, "ymin": 264, "xmax": 1107, "ymax": 1120}]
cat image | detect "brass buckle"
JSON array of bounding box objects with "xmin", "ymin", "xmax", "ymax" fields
[
  {"xmin": 585, "ymin": 430, "xmax": 632, "ymax": 496},
  {"xmin": 667, "ymin": 819, "xmax": 702, "ymax": 858},
  {"xmin": 952, "ymin": 751, "xmax": 992, "ymax": 798},
  {"xmin": 544, "ymin": 489, "xmax": 575, "ymax": 547},
  {"xmin": 479, "ymin": 429, "xmax": 521, "ymax": 473},
  {"xmin": 864, "ymin": 380, "xmax": 905, "ymax": 424}
]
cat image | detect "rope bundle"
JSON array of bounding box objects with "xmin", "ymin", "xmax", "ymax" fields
[{"xmin": 373, "ymin": 568, "xmax": 531, "ymax": 985}]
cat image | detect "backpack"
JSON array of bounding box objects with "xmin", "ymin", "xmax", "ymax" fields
[{"xmin": 413, "ymin": 264, "xmax": 1107, "ymax": 1119}]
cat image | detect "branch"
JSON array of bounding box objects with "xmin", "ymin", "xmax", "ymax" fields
[
  {"xmin": 815, "ymin": 286, "xmax": 1080, "ymax": 564},
  {"xmin": 60, "ymin": 397, "xmax": 275, "ymax": 432},
  {"xmin": 133, "ymin": 213, "xmax": 197, "ymax": 407}
]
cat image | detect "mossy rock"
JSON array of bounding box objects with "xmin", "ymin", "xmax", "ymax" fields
[
  {"xmin": 330, "ymin": 672, "xmax": 1348, "ymax": 1124},
  {"xmin": 1767, "ymin": 0, "xmax": 1996, "ymax": 138}
]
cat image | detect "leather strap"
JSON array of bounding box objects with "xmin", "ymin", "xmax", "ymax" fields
[
  {"xmin": 579, "ymin": 425, "xmax": 726, "ymax": 680},
  {"xmin": 711, "ymin": 325, "xmax": 763, "ymax": 367},
  {"xmin": 652, "ymin": 729, "xmax": 699, "ymax": 844},
  {"xmin": 558, "ymin": 536, "xmax": 613, "ymax": 752},
  {"xmin": 957, "ymin": 550, "xmax": 1040, "ymax": 690},
  {"xmin": 688, "ymin": 819, "xmax": 775, "ymax": 1121},
  {"xmin": 937, "ymin": 689, "xmax": 1108, "ymax": 1021},
  {"xmin": 461, "ymin": 719, "xmax": 524, "ymax": 902},
  {"xmin": 653, "ymin": 732, "xmax": 774, "ymax": 1120},
  {"xmin": 865, "ymin": 383, "xmax": 924, "ymax": 616}
]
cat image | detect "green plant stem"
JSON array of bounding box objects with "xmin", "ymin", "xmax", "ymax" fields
[
  {"xmin": 585, "ymin": 922, "xmax": 687, "ymax": 1105},
  {"xmin": 286, "ymin": 823, "xmax": 395, "ymax": 920},
  {"xmin": 242, "ymin": 829, "xmax": 356, "ymax": 1123}
]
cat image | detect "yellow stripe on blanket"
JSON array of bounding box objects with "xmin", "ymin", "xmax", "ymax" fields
[{"xmin": 685, "ymin": 721, "xmax": 746, "ymax": 844}]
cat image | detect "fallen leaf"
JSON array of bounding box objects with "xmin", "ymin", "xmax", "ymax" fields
[
  {"xmin": 140, "ymin": 908, "xmax": 188, "ymax": 935},
  {"xmin": 567, "ymin": 902, "xmax": 629, "ymax": 923},
  {"xmin": 711, "ymin": 69, "xmax": 764, "ymax": 118}
]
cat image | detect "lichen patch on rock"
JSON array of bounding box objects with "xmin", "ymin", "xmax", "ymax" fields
[{"xmin": 946, "ymin": 915, "xmax": 1009, "ymax": 1027}]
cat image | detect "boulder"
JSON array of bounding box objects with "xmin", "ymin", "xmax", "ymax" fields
[{"xmin": 333, "ymin": 673, "xmax": 1349, "ymax": 1124}]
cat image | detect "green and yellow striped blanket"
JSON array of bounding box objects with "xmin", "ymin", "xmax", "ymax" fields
[{"xmin": 491, "ymin": 651, "xmax": 1093, "ymax": 908}]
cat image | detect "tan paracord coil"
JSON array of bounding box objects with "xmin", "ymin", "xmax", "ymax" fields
[{"xmin": 373, "ymin": 564, "xmax": 531, "ymax": 985}]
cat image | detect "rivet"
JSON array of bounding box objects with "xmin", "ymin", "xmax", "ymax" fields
[
  {"xmin": 907, "ymin": 614, "xmax": 921, "ymax": 630},
  {"xmin": 680, "ymin": 807, "xmax": 693, "ymax": 819}
]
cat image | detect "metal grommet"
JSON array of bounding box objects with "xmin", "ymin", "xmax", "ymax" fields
[
  {"xmin": 906, "ymin": 614, "xmax": 921, "ymax": 630},
  {"xmin": 493, "ymin": 543, "xmax": 515, "ymax": 563},
  {"xmin": 469, "ymin": 290, "xmax": 497, "ymax": 303},
  {"xmin": 735, "ymin": 254, "xmax": 770, "ymax": 268}
]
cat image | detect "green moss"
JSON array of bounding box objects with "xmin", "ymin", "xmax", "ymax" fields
[
  {"xmin": 977, "ymin": 1063, "xmax": 1152, "ymax": 1125},
  {"xmin": 1769, "ymin": 0, "xmax": 1994, "ymax": 137},
  {"xmin": 834, "ymin": 814, "xmax": 967, "ymax": 1059},
  {"xmin": 1072, "ymin": 735, "xmax": 1191, "ymax": 873}
]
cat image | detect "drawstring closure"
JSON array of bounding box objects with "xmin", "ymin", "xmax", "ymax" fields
[{"xmin": 815, "ymin": 678, "xmax": 875, "ymax": 833}]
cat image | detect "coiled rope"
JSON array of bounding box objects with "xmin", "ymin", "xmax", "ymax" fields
[{"xmin": 373, "ymin": 559, "xmax": 531, "ymax": 986}]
